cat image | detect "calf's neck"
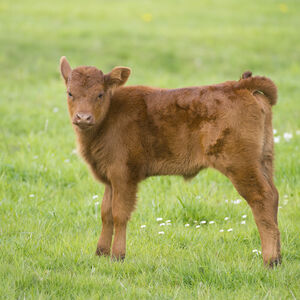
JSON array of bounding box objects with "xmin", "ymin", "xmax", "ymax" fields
[{"xmin": 60, "ymin": 57, "xmax": 281, "ymax": 267}]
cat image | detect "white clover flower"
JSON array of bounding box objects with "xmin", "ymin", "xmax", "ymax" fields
[
  {"xmin": 233, "ymin": 199, "xmax": 242, "ymax": 204},
  {"xmin": 165, "ymin": 220, "xmax": 171, "ymax": 223},
  {"xmin": 241, "ymin": 221, "xmax": 246, "ymax": 225},
  {"xmin": 193, "ymin": 220, "xmax": 198, "ymax": 223},
  {"xmin": 140, "ymin": 225, "xmax": 146, "ymax": 228},
  {"xmin": 242, "ymin": 215, "xmax": 247, "ymax": 219},
  {"xmin": 185, "ymin": 224, "xmax": 190, "ymax": 227},
  {"xmin": 209, "ymin": 221, "xmax": 215, "ymax": 224},
  {"xmin": 200, "ymin": 221, "xmax": 206, "ymax": 224},
  {"xmin": 224, "ymin": 217, "xmax": 229, "ymax": 221},
  {"xmin": 196, "ymin": 225, "xmax": 200, "ymax": 228},
  {"xmin": 158, "ymin": 231, "xmax": 165, "ymax": 235},
  {"xmin": 156, "ymin": 217, "xmax": 163, "ymax": 221},
  {"xmin": 274, "ymin": 136, "xmax": 280, "ymax": 143},
  {"xmin": 29, "ymin": 194, "xmax": 35, "ymax": 198},
  {"xmin": 227, "ymin": 228, "xmax": 233, "ymax": 232},
  {"xmin": 92, "ymin": 195, "xmax": 99, "ymax": 199},
  {"xmin": 166, "ymin": 223, "xmax": 172, "ymax": 226},
  {"xmin": 225, "ymin": 199, "xmax": 229, "ymax": 203},
  {"xmin": 159, "ymin": 223, "xmax": 165, "ymax": 226},
  {"xmin": 273, "ymin": 129, "xmax": 277, "ymax": 135},
  {"xmin": 252, "ymin": 249, "xmax": 258, "ymax": 253},
  {"xmin": 219, "ymin": 229, "xmax": 224, "ymax": 232}
]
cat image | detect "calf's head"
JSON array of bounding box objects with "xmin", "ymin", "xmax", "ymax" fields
[{"xmin": 60, "ymin": 56, "xmax": 131, "ymax": 130}]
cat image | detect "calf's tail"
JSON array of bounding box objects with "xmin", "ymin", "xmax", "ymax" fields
[{"xmin": 236, "ymin": 72, "xmax": 278, "ymax": 106}]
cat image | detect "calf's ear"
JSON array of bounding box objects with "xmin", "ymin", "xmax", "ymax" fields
[
  {"xmin": 60, "ymin": 56, "xmax": 72, "ymax": 84},
  {"xmin": 105, "ymin": 66, "xmax": 131, "ymax": 89}
]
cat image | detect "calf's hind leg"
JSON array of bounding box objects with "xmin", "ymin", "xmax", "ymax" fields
[
  {"xmin": 229, "ymin": 166, "xmax": 281, "ymax": 267},
  {"xmin": 261, "ymin": 156, "xmax": 279, "ymax": 225},
  {"xmin": 96, "ymin": 184, "xmax": 113, "ymax": 256}
]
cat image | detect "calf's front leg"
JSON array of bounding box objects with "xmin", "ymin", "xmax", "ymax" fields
[
  {"xmin": 111, "ymin": 180, "xmax": 137, "ymax": 260},
  {"xmin": 96, "ymin": 184, "xmax": 113, "ymax": 256}
]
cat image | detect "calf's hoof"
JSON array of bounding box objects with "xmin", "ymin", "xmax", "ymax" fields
[
  {"xmin": 264, "ymin": 256, "xmax": 282, "ymax": 268},
  {"xmin": 95, "ymin": 247, "xmax": 110, "ymax": 257},
  {"xmin": 111, "ymin": 254, "xmax": 125, "ymax": 262}
]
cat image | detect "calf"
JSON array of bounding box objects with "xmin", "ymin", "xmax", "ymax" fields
[{"xmin": 60, "ymin": 57, "xmax": 281, "ymax": 267}]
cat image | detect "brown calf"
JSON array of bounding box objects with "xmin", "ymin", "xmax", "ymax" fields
[{"xmin": 60, "ymin": 57, "xmax": 281, "ymax": 267}]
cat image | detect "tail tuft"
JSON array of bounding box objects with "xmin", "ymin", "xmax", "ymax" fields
[{"xmin": 237, "ymin": 74, "xmax": 277, "ymax": 106}]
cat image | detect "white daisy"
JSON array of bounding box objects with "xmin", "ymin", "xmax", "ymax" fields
[{"xmin": 283, "ymin": 132, "xmax": 293, "ymax": 141}]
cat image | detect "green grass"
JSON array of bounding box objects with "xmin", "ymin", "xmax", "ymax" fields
[{"xmin": 1, "ymin": 0, "xmax": 300, "ymax": 299}]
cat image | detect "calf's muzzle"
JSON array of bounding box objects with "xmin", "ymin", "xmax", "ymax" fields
[{"xmin": 73, "ymin": 112, "xmax": 94, "ymax": 128}]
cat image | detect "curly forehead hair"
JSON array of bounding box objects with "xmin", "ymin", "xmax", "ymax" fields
[{"xmin": 69, "ymin": 66, "xmax": 104, "ymax": 88}]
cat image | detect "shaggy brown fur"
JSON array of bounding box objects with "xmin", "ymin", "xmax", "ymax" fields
[{"xmin": 60, "ymin": 57, "xmax": 281, "ymax": 267}]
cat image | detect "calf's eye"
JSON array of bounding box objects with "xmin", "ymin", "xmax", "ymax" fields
[
  {"xmin": 68, "ymin": 92, "xmax": 72, "ymax": 97},
  {"xmin": 98, "ymin": 93, "xmax": 104, "ymax": 99}
]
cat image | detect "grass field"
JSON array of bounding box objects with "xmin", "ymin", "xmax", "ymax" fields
[{"xmin": 1, "ymin": 0, "xmax": 300, "ymax": 299}]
